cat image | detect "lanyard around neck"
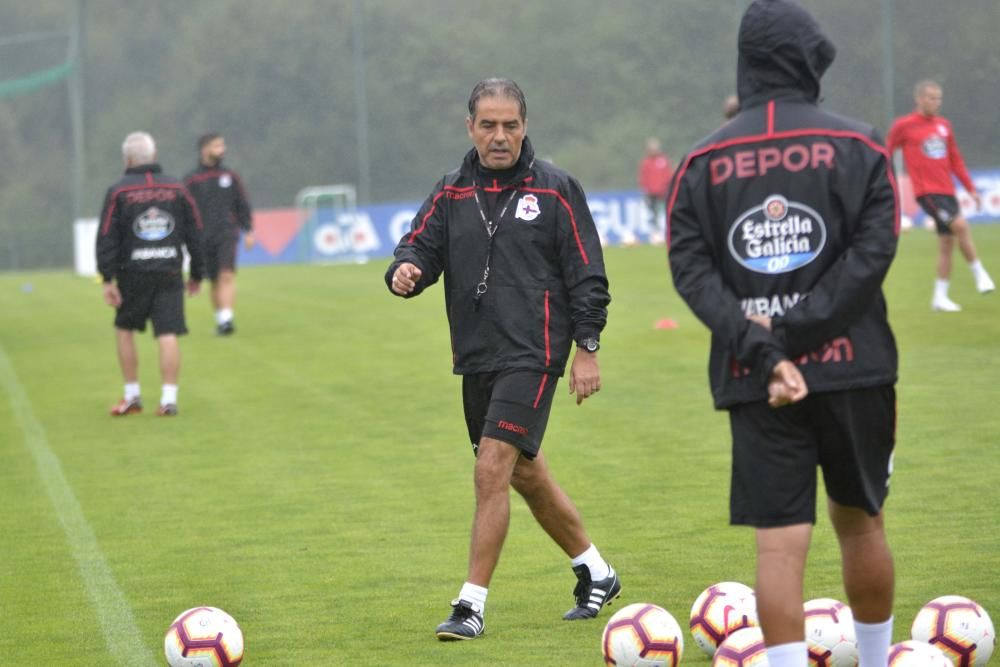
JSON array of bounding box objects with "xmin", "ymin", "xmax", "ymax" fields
[{"xmin": 471, "ymin": 181, "xmax": 519, "ymax": 311}]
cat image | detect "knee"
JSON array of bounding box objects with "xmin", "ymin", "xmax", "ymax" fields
[{"xmin": 510, "ymin": 464, "xmax": 544, "ymax": 499}]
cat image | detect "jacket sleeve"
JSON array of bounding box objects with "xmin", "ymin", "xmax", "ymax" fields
[
  {"xmin": 180, "ymin": 187, "xmax": 206, "ymax": 282},
  {"xmin": 772, "ymin": 140, "xmax": 899, "ymax": 356},
  {"xmin": 667, "ymin": 164, "xmax": 786, "ymax": 379},
  {"xmin": 557, "ymin": 176, "xmax": 610, "ymax": 342},
  {"xmin": 884, "ymin": 118, "xmax": 903, "ymax": 155},
  {"xmin": 96, "ymin": 187, "xmax": 121, "ymax": 283},
  {"xmin": 232, "ymin": 172, "xmax": 253, "ymax": 231},
  {"xmin": 384, "ymin": 179, "xmax": 447, "ymax": 297},
  {"xmin": 946, "ymin": 126, "xmax": 977, "ymax": 196}
]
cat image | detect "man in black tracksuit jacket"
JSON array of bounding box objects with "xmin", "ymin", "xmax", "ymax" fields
[
  {"xmin": 97, "ymin": 131, "xmax": 204, "ymax": 417},
  {"xmin": 387, "ymin": 79, "xmax": 619, "ymax": 641},
  {"xmin": 668, "ymin": 2, "xmax": 898, "ymax": 664}
]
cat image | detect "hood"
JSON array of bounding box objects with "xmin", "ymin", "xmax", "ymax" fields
[{"xmin": 736, "ymin": 0, "xmax": 836, "ymax": 106}]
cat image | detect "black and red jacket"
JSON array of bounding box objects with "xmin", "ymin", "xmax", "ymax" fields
[
  {"xmin": 96, "ymin": 163, "xmax": 205, "ymax": 283},
  {"xmin": 386, "ymin": 137, "xmax": 610, "ymax": 376},
  {"xmin": 667, "ymin": 0, "xmax": 899, "ymax": 409},
  {"xmin": 183, "ymin": 162, "xmax": 252, "ymax": 239}
]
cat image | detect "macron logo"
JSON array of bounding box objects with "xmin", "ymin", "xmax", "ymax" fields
[{"xmin": 497, "ymin": 420, "xmax": 528, "ymax": 436}]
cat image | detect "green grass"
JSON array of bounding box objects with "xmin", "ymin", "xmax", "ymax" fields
[{"xmin": 1, "ymin": 226, "xmax": 998, "ymax": 666}]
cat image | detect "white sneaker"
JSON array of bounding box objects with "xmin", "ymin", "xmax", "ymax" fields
[
  {"xmin": 976, "ymin": 272, "xmax": 995, "ymax": 294},
  {"xmin": 932, "ymin": 296, "xmax": 962, "ymax": 312}
]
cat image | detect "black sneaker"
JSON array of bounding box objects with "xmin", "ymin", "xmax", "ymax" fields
[
  {"xmin": 216, "ymin": 321, "xmax": 235, "ymax": 336},
  {"xmin": 435, "ymin": 599, "xmax": 485, "ymax": 641},
  {"xmin": 563, "ymin": 565, "xmax": 621, "ymax": 620}
]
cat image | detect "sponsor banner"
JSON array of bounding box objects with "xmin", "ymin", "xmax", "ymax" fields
[{"xmin": 74, "ymin": 168, "xmax": 1000, "ymax": 275}]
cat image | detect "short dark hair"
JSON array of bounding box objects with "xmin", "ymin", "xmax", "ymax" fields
[
  {"xmin": 467, "ymin": 78, "xmax": 527, "ymax": 120},
  {"xmin": 198, "ymin": 132, "xmax": 222, "ymax": 150}
]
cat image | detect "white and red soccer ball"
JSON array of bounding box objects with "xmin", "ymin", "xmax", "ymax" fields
[
  {"xmin": 602, "ymin": 602, "xmax": 685, "ymax": 667},
  {"xmin": 690, "ymin": 581, "xmax": 759, "ymax": 657},
  {"xmin": 889, "ymin": 640, "xmax": 953, "ymax": 667},
  {"xmin": 712, "ymin": 626, "xmax": 769, "ymax": 666},
  {"xmin": 164, "ymin": 606, "xmax": 244, "ymax": 667},
  {"xmin": 911, "ymin": 595, "xmax": 995, "ymax": 667},
  {"xmin": 804, "ymin": 598, "xmax": 858, "ymax": 667}
]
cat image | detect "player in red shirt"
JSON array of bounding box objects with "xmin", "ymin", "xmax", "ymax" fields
[
  {"xmin": 887, "ymin": 80, "xmax": 994, "ymax": 311},
  {"xmin": 636, "ymin": 138, "xmax": 674, "ymax": 242}
]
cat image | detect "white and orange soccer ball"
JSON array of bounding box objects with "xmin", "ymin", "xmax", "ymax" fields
[
  {"xmin": 712, "ymin": 626, "xmax": 769, "ymax": 666},
  {"xmin": 690, "ymin": 581, "xmax": 759, "ymax": 657},
  {"xmin": 889, "ymin": 640, "xmax": 953, "ymax": 667},
  {"xmin": 164, "ymin": 606, "xmax": 244, "ymax": 667},
  {"xmin": 804, "ymin": 598, "xmax": 858, "ymax": 667},
  {"xmin": 911, "ymin": 595, "xmax": 995, "ymax": 667},
  {"xmin": 602, "ymin": 602, "xmax": 684, "ymax": 667}
]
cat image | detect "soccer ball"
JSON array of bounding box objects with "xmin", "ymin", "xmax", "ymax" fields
[
  {"xmin": 690, "ymin": 581, "xmax": 758, "ymax": 656},
  {"xmin": 804, "ymin": 598, "xmax": 858, "ymax": 667},
  {"xmin": 911, "ymin": 595, "xmax": 995, "ymax": 667},
  {"xmin": 602, "ymin": 602, "xmax": 684, "ymax": 667},
  {"xmin": 164, "ymin": 606, "xmax": 244, "ymax": 667},
  {"xmin": 713, "ymin": 626, "xmax": 769, "ymax": 666},
  {"xmin": 889, "ymin": 640, "xmax": 953, "ymax": 666}
]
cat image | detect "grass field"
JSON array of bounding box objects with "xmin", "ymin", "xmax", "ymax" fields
[{"xmin": 1, "ymin": 226, "xmax": 998, "ymax": 666}]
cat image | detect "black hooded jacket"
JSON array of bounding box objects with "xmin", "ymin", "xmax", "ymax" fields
[
  {"xmin": 668, "ymin": 0, "xmax": 899, "ymax": 409},
  {"xmin": 386, "ymin": 137, "xmax": 610, "ymax": 376}
]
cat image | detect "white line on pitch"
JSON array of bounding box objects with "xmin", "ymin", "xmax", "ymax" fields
[{"xmin": 0, "ymin": 345, "xmax": 156, "ymax": 666}]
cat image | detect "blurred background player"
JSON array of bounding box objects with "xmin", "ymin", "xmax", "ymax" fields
[
  {"xmin": 387, "ymin": 78, "xmax": 619, "ymax": 641},
  {"xmin": 184, "ymin": 133, "xmax": 254, "ymax": 334},
  {"xmin": 887, "ymin": 80, "xmax": 994, "ymax": 311},
  {"xmin": 97, "ymin": 131, "xmax": 204, "ymax": 416},
  {"xmin": 668, "ymin": 2, "xmax": 898, "ymax": 665},
  {"xmin": 723, "ymin": 94, "xmax": 740, "ymax": 120},
  {"xmin": 636, "ymin": 137, "xmax": 674, "ymax": 242}
]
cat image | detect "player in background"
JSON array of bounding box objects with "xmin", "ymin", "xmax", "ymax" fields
[
  {"xmin": 387, "ymin": 78, "xmax": 619, "ymax": 641},
  {"xmin": 184, "ymin": 133, "xmax": 254, "ymax": 334},
  {"xmin": 97, "ymin": 132, "xmax": 204, "ymax": 416},
  {"xmin": 887, "ymin": 80, "xmax": 994, "ymax": 311},
  {"xmin": 637, "ymin": 137, "xmax": 674, "ymax": 240},
  {"xmin": 667, "ymin": 1, "xmax": 898, "ymax": 665}
]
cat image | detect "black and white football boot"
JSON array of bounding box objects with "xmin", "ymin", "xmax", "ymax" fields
[
  {"xmin": 435, "ymin": 599, "xmax": 485, "ymax": 641},
  {"xmin": 563, "ymin": 564, "xmax": 622, "ymax": 620}
]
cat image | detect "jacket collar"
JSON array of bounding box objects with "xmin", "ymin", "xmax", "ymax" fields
[
  {"xmin": 125, "ymin": 163, "xmax": 162, "ymax": 175},
  {"xmin": 461, "ymin": 136, "xmax": 535, "ymax": 185}
]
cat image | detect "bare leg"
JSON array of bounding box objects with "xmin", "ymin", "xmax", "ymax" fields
[
  {"xmin": 510, "ymin": 450, "xmax": 590, "ymax": 558},
  {"xmin": 213, "ymin": 270, "xmax": 237, "ymax": 312},
  {"xmin": 937, "ymin": 234, "xmax": 954, "ymax": 280},
  {"xmin": 467, "ymin": 437, "xmax": 521, "ymax": 587},
  {"xmin": 157, "ymin": 334, "xmax": 180, "ymax": 385},
  {"xmin": 828, "ymin": 500, "xmax": 894, "ymax": 622},
  {"xmin": 755, "ymin": 524, "xmax": 811, "ymax": 646},
  {"xmin": 115, "ymin": 328, "xmax": 138, "ymax": 383},
  {"xmin": 951, "ymin": 217, "xmax": 980, "ymax": 264}
]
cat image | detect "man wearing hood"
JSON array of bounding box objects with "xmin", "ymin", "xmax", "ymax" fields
[
  {"xmin": 668, "ymin": 2, "xmax": 898, "ymax": 665},
  {"xmin": 387, "ymin": 78, "xmax": 619, "ymax": 641}
]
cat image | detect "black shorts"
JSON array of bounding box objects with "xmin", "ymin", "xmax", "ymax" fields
[
  {"xmin": 462, "ymin": 369, "xmax": 559, "ymax": 460},
  {"xmin": 728, "ymin": 386, "xmax": 895, "ymax": 527},
  {"xmin": 115, "ymin": 271, "xmax": 188, "ymax": 336},
  {"xmin": 916, "ymin": 194, "xmax": 960, "ymax": 235},
  {"xmin": 204, "ymin": 232, "xmax": 239, "ymax": 280}
]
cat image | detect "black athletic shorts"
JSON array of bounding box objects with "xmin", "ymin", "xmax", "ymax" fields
[
  {"xmin": 728, "ymin": 385, "xmax": 895, "ymax": 527},
  {"xmin": 916, "ymin": 194, "xmax": 961, "ymax": 235},
  {"xmin": 114, "ymin": 271, "xmax": 187, "ymax": 337},
  {"xmin": 204, "ymin": 231, "xmax": 239, "ymax": 280},
  {"xmin": 462, "ymin": 369, "xmax": 559, "ymax": 460}
]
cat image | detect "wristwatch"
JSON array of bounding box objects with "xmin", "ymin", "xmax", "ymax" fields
[{"xmin": 577, "ymin": 337, "xmax": 600, "ymax": 353}]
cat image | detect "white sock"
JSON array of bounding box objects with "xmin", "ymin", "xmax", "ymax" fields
[
  {"xmin": 124, "ymin": 383, "xmax": 140, "ymax": 401},
  {"xmin": 571, "ymin": 543, "xmax": 612, "ymax": 581},
  {"xmin": 855, "ymin": 617, "xmax": 893, "ymax": 667},
  {"xmin": 458, "ymin": 582, "xmax": 488, "ymax": 613},
  {"xmin": 765, "ymin": 641, "xmax": 808, "ymax": 667},
  {"xmin": 934, "ymin": 279, "xmax": 950, "ymax": 299},
  {"xmin": 216, "ymin": 308, "xmax": 234, "ymax": 325},
  {"xmin": 161, "ymin": 384, "xmax": 178, "ymax": 406}
]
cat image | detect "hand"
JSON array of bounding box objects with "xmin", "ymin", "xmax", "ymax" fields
[
  {"xmin": 768, "ymin": 360, "xmax": 808, "ymax": 408},
  {"xmin": 569, "ymin": 349, "xmax": 600, "ymax": 405},
  {"xmin": 186, "ymin": 279, "xmax": 201, "ymax": 297},
  {"xmin": 243, "ymin": 231, "xmax": 256, "ymax": 250},
  {"xmin": 747, "ymin": 313, "xmax": 772, "ymax": 330},
  {"xmin": 102, "ymin": 282, "xmax": 121, "ymax": 307},
  {"xmin": 391, "ymin": 262, "xmax": 423, "ymax": 295},
  {"xmin": 972, "ymin": 193, "xmax": 982, "ymax": 210}
]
